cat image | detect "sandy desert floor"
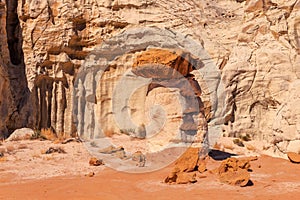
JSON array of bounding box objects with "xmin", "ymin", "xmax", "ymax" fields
[{"xmin": 0, "ymin": 139, "xmax": 300, "ymax": 200}]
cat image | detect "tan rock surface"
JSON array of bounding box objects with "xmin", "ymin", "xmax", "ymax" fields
[
  {"xmin": 5, "ymin": 128, "xmax": 34, "ymax": 141},
  {"xmin": 0, "ymin": 0, "xmax": 299, "ymax": 158}
]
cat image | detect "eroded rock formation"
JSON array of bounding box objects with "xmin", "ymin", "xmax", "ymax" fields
[
  {"xmin": 217, "ymin": 157, "xmax": 251, "ymax": 187},
  {"xmin": 0, "ymin": 0, "xmax": 299, "ymax": 157},
  {"xmin": 164, "ymin": 147, "xmax": 206, "ymax": 184}
]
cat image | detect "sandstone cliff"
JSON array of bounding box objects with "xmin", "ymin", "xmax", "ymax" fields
[{"xmin": 0, "ymin": 0, "xmax": 300, "ymax": 156}]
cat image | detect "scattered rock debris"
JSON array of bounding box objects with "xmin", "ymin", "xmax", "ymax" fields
[
  {"xmin": 113, "ymin": 149, "xmax": 127, "ymax": 159},
  {"xmin": 99, "ymin": 145, "xmax": 128, "ymax": 159},
  {"xmin": 45, "ymin": 147, "xmax": 66, "ymax": 154},
  {"xmin": 165, "ymin": 168, "xmax": 198, "ymax": 184},
  {"xmin": 61, "ymin": 138, "xmax": 83, "ymax": 144},
  {"xmin": 89, "ymin": 157, "xmax": 104, "ymax": 166},
  {"xmin": 99, "ymin": 145, "xmax": 124, "ymax": 154},
  {"xmin": 99, "ymin": 145, "xmax": 147, "ymax": 166},
  {"xmin": 164, "ymin": 148, "xmax": 256, "ymax": 186},
  {"xmin": 233, "ymin": 138, "xmax": 245, "ymax": 147},
  {"xmin": 85, "ymin": 172, "xmax": 95, "ymax": 177}
]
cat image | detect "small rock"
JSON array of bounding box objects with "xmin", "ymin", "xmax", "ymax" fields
[
  {"xmin": 89, "ymin": 157, "xmax": 104, "ymax": 166},
  {"xmin": 164, "ymin": 168, "xmax": 179, "ymax": 183},
  {"xmin": 99, "ymin": 145, "xmax": 128, "ymax": 159},
  {"xmin": 176, "ymin": 172, "xmax": 197, "ymax": 184},
  {"xmin": 6, "ymin": 128, "xmax": 34, "ymax": 141},
  {"xmin": 99, "ymin": 145, "xmax": 124, "ymax": 154},
  {"xmin": 237, "ymin": 159, "xmax": 251, "ymax": 170},
  {"xmin": 164, "ymin": 167, "xmax": 199, "ymax": 184},
  {"xmin": 287, "ymin": 152, "xmax": 300, "ymax": 163},
  {"xmin": 197, "ymin": 159, "xmax": 206, "ymax": 173},
  {"xmin": 132, "ymin": 151, "xmax": 146, "ymax": 167},
  {"xmin": 85, "ymin": 172, "xmax": 95, "ymax": 177},
  {"xmin": 61, "ymin": 138, "xmax": 83, "ymax": 144},
  {"xmin": 135, "ymin": 124, "xmax": 146, "ymax": 139},
  {"xmin": 45, "ymin": 147, "xmax": 66, "ymax": 154},
  {"xmin": 233, "ymin": 138, "xmax": 244, "ymax": 147},
  {"xmin": 113, "ymin": 149, "xmax": 127, "ymax": 159},
  {"xmin": 0, "ymin": 152, "xmax": 3, "ymax": 158}
]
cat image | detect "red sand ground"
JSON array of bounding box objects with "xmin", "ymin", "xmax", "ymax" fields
[{"xmin": 0, "ymin": 140, "xmax": 300, "ymax": 200}]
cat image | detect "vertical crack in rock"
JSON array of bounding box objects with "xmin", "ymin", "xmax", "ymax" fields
[
  {"xmin": 5, "ymin": 0, "xmax": 23, "ymax": 65},
  {"xmin": 0, "ymin": 0, "xmax": 29, "ymax": 137},
  {"xmin": 294, "ymin": 20, "xmax": 300, "ymax": 52}
]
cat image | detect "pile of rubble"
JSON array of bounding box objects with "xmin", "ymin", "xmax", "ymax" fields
[{"xmin": 164, "ymin": 148, "xmax": 254, "ymax": 187}]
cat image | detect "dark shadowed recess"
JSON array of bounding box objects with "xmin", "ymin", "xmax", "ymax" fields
[{"xmin": 4, "ymin": 0, "xmax": 30, "ymax": 137}]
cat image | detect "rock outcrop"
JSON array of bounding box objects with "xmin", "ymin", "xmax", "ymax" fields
[
  {"xmin": 217, "ymin": 157, "xmax": 251, "ymax": 187},
  {"xmin": 0, "ymin": 0, "xmax": 299, "ymax": 157},
  {"xmin": 164, "ymin": 148, "xmax": 207, "ymax": 184}
]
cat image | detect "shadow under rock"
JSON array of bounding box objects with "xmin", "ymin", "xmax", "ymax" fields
[
  {"xmin": 244, "ymin": 180, "xmax": 254, "ymax": 187},
  {"xmin": 208, "ymin": 149, "xmax": 237, "ymax": 161}
]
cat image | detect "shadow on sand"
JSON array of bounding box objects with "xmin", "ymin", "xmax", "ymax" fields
[{"xmin": 208, "ymin": 149, "xmax": 237, "ymax": 161}]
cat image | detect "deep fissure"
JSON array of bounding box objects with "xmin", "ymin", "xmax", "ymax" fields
[
  {"xmin": 4, "ymin": 0, "xmax": 30, "ymax": 135},
  {"xmin": 6, "ymin": 0, "xmax": 23, "ymax": 65}
]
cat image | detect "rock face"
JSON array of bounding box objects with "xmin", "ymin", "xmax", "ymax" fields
[
  {"xmin": 73, "ymin": 26, "xmax": 214, "ymax": 152},
  {"xmin": 0, "ymin": 0, "xmax": 31, "ymax": 138},
  {"xmin": 0, "ymin": 0, "xmax": 299, "ymax": 156}
]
